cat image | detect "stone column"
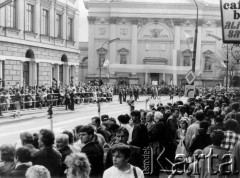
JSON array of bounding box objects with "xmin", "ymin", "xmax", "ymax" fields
[
  {"xmin": 63, "ymin": 64, "xmax": 69, "ymax": 85},
  {"xmin": 131, "ymin": 18, "xmax": 138, "ymax": 76},
  {"xmin": 74, "ymin": 12, "xmax": 80, "ymax": 47},
  {"xmin": 87, "ymin": 16, "xmax": 96, "ymax": 76},
  {"xmin": 54, "ymin": 64, "xmax": 59, "ymax": 87},
  {"xmin": 17, "ymin": 0, "xmax": 24, "ymax": 37},
  {"xmin": 49, "ymin": 1, "xmax": 55, "ymax": 37},
  {"xmin": 172, "ymin": 19, "xmax": 181, "ymax": 85},
  {"xmin": 0, "ymin": 0, "xmax": 5, "ymax": 27},
  {"xmin": 62, "ymin": 7, "xmax": 67, "ymax": 40},
  {"xmin": 29, "ymin": 62, "xmax": 37, "ymax": 86},
  {"xmin": 35, "ymin": 0, "xmax": 40, "ymax": 35},
  {"xmin": 163, "ymin": 73, "xmax": 166, "ymax": 83}
]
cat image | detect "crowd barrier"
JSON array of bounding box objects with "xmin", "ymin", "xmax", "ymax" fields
[{"xmin": 0, "ymin": 92, "xmax": 113, "ymax": 112}]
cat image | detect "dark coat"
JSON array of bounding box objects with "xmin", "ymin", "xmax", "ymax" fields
[
  {"xmin": 32, "ymin": 147, "xmax": 62, "ymax": 178},
  {"xmin": 148, "ymin": 120, "xmax": 168, "ymax": 147},
  {"xmin": 130, "ymin": 123, "xmax": 149, "ymax": 149},
  {"xmin": 59, "ymin": 146, "xmax": 73, "ymax": 176},
  {"xmin": 188, "ymin": 133, "xmax": 212, "ymax": 155},
  {"xmin": 81, "ymin": 141, "xmax": 104, "ymax": 178},
  {"xmin": 8, "ymin": 164, "xmax": 31, "ymax": 178},
  {"xmin": 105, "ymin": 144, "xmax": 143, "ymax": 170}
]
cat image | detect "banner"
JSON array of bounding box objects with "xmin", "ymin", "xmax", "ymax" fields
[{"xmin": 220, "ymin": 0, "xmax": 240, "ymax": 43}]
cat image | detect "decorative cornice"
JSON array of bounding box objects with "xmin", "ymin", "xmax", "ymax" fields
[
  {"xmin": 87, "ymin": 16, "xmax": 218, "ymax": 28},
  {"xmin": 88, "ymin": 16, "xmax": 97, "ymax": 24}
]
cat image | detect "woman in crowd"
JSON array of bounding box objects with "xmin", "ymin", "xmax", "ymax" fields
[
  {"xmin": 25, "ymin": 165, "xmax": 50, "ymax": 178},
  {"xmin": 65, "ymin": 152, "xmax": 91, "ymax": 178},
  {"xmin": 0, "ymin": 144, "xmax": 16, "ymax": 177}
]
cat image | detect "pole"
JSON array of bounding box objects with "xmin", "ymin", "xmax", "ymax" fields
[
  {"xmin": 192, "ymin": 0, "xmax": 198, "ymax": 73},
  {"xmin": 226, "ymin": 44, "xmax": 229, "ymax": 92}
]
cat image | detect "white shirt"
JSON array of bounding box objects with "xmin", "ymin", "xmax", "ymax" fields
[{"xmin": 103, "ymin": 164, "xmax": 144, "ymax": 178}]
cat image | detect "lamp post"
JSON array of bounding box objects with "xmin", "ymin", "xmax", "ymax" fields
[
  {"xmin": 192, "ymin": 0, "xmax": 199, "ymax": 73},
  {"xmin": 99, "ymin": 38, "xmax": 120, "ymax": 87}
]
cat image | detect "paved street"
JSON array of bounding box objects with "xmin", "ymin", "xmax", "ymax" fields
[{"xmin": 0, "ymin": 95, "xmax": 187, "ymax": 146}]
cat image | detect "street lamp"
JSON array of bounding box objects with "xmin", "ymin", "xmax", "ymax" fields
[
  {"xmin": 192, "ymin": 0, "xmax": 199, "ymax": 73},
  {"xmin": 99, "ymin": 38, "xmax": 120, "ymax": 87}
]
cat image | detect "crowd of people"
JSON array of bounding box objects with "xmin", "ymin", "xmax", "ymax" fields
[{"xmin": 1, "ymin": 86, "xmax": 240, "ymax": 178}]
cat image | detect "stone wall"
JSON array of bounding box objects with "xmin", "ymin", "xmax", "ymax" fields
[
  {"xmin": 4, "ymin": 60, "xmax": 21, "ymax": 86},
  {"xmin": 38, "ymin": 63, "xmax": 52, "ymax": 86},
  {"xmin": 0, "ymin": 41, "xmax": 79, "ymax": 62}
]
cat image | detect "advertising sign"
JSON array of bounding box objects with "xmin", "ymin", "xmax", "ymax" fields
[{"xmin": 220, "ymin": 0, "xmax": 240, "ymax": 43}]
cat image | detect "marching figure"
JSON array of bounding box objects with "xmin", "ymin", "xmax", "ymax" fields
[{"xmin": 119, "ymin": 90, "xmax": 123, "ymax": 104}]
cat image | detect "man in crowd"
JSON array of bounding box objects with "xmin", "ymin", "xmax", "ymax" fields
[
  {"xmin": 32, "ymin": 129, "xmax": 62, "ymax": 177},
  {"xmin": 79, "ymin": 125, "xmax": 104, "ymax": 178}
]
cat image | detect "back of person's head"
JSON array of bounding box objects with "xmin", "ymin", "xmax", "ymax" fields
[
  {"xmin": 0, "ymin": 144, "xmax": 15, "ymax": 162},
  {"xmin": 154, "ymin": 111, "xmax": 163, "ymax": 122},
  {"xmin": 62, "ymin": 130, "xmax": 74, "ymax": 144},
  {"xmin": 231, "ymin": 102, "xmax": 239, "ymax": 111},
  {"xmin": 75, "ymin": 125, "xmax": 83, "ymax": 134},
  {"xmin": 195, "ymin": 111, "xmax": 205, "ymax": 121},
  {"xmin": 116, "ymin": 127, "xmax": 129, "ymax": 137},
  {"xmin": 108, "ymin": 123, "xmax": 120, "ymax": 133},
  {"xmin": 101, "ymin": 114, "xmax": 109, "ymax": 122},
  {"xmin": 15, "ymin": 147, "xmax": 31, "ymax": 163},
  {"xmin": 65, "ymin": 152, "xmax": 91, "ymax": 178},
  {"xmin": 118, "ymin": 115, "xmax": 129, "ymax": 124},
  {"xmin": 109, "ymin": 117, "xmax": 117, "ymax": 124},
  {"xmin": 56, "ymin": 134, "xmax": 69, "ymax": 145},
  {"xmin": 215, "ymin": 115, "xmax": 224, "ymax": 123},
  {"xmin": 131, "ymin": 110, "xmax": 141, "ymax": 119},
  {"xmin": 211, "ymin": 130, "xmax": 224, "ymax": 146},
  {"xmin": 224, "ymin": 119, "xmax": 240, "ymax": 133},
  {"xmin": 20, "ymin": 132, "xmax": 33, "ymax": 145},
  {"xmin": 79, "ymin": 125, "xmax": 94, "ymax": 135},
  {"xmin": 39, "ymin": 129, "xmax": 55, "ymax": 147},
  {"xmin": 25, "ymin": 165, "xmax": 51, "ymax": 178},
  {"xmin": 199, "ymin": 121, "xmax": 209, "ymax": 131},
  {"xmin": 111, "ymin": 143, "xmax": 131, "ymax": 159},
  {"xmin": 92, "ymin": 117, "xmax": 101, "ymax": 127}
]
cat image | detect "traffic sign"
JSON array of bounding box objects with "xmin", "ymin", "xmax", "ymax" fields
[{"xmin": 185, "ymin": 70, "xmax": 196, "ymax": 85}]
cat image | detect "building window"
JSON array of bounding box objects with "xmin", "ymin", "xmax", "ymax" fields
[
  {"xmin": 26, "ymin": 4, "xmax": 34, "ymax": 32},
  {"xmin": 7, "ymin": 0, "xmax": 16, "ymax": 28},
  {"xmin": 182, "ymin": 50, "xmax": 191, "ymax": 66},
  {"xmin": 204, "ymin": 56, "xmax": 212, "ymax": 71},
  {"xmin": 42, "ymin": 9, "xmax": 49, "ymax": 35},
  {"xmin": 67, "ymin": 17, "xmax": 73, "ymax": 41},
  {"xmin": 120, "ymin": 54, "xmax": 127, "ymax": 64},
  {"xmin": 183, "ymin": 56, "xmax": 191, "ymax": 66},
  {"xmin": 56, "ymin": 14, "xmax": 62, "ymax": 38},
  {"xmin": 118, "ymin": 48, "xmax": 129, "ymax": 64}
]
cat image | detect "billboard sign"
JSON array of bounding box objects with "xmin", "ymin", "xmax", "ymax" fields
[
  {"xmin": 220, "ymin": 0, "xmax": 240, "ymax": 43},
  {"xmin": 185, "ymin": 70, "xmax": 196, "ymax": 85}
]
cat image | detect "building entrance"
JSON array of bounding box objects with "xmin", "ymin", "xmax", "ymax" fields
[{"xmin": 150, "ymin": 73, "xmax": 159, "ymax": 85}]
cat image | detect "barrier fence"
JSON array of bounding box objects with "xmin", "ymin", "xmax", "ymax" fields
[{"xmin": 0, "ymin": 92, "xmax": 113, "ymax": 112}]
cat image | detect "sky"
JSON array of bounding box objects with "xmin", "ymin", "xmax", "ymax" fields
[{"xmin": 78, "ymin": 0, "xmax": 220, "ymax": 42}]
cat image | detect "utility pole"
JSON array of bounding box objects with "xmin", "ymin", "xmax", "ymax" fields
[{"xmin": 192, "ymin": 0, "xmax": 199, "ymax": 73}]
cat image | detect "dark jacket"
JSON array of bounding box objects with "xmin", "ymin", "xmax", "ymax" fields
[
  {"xmin": 81, "ymin": 141, "xmax": 104, "ymax": 178},
  {"xmin": 8, "ymin": 164, "xmax": 31, "ymax": 178},
  {"xmin": 105, "ymin": 144, "xmax": 143, "ymax": 170},
  {"xmin": 59, "ymin": 146, "xmax": 73, "ymax": 176},
  {"xmin": 32, "ymin": 147, "xmax": 62, "ymax": 178},
  {"xmin": 149, "ymin": 120, "xmax": 168, "ymax": 147},
  {"xmin": 130, "ymin": 123, "xmax": 149, "ymax": 149}
]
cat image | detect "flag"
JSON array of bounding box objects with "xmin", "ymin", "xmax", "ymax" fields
[
  {"xmin": 184, "ymin": 33, "xmax": 194, "ymax": 44},
  {"xmin": 184, "ymin": 32, "xmax": 194, "ymax": 51},
  {"xmin": 103, "ymin": 58, "xmax": 109, "ymax": 67},
  {"xmin": 220, "ymin": 61, "xmax": 227, "ymax": 68}
]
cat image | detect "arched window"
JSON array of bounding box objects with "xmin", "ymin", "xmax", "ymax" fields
[{"xmin": 24, "ymin": 49, "xmax": 35, "ymax": 86}]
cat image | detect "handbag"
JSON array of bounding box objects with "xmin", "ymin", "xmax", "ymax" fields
[{"xmin": 175, "ymin": 140, "xmax": 188, "ymax": 156}]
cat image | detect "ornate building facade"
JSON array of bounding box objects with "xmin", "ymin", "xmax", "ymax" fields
[
  {"xmin": 0, "ymin": 0, "xmax": 80, "ymax": 88},
  {"xmin": 83, "ymin": 0, "xmax": 223, "ymax": 86}
]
